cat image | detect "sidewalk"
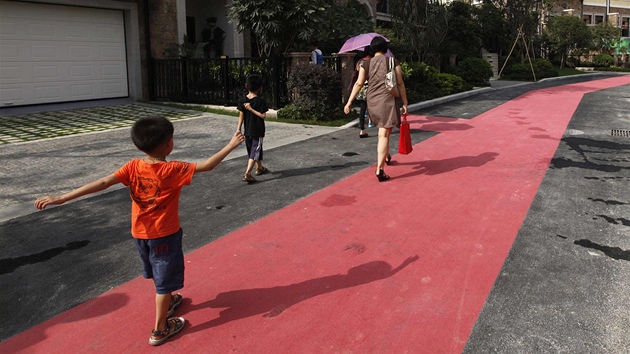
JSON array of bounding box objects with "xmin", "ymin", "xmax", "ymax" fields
[{"xmin": 0, "ymin": 110, "xmax": 338, "ymax": 222}]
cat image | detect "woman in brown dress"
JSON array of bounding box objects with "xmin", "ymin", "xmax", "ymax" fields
[{"xmin": 344, "ymin": 36, "xmax": 408, "ymax": 182}]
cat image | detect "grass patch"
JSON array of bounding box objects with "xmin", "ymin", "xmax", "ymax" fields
[
  {"xmin": 151, "ymin": 102, "xmax": 240, "ymax": 117},
  {"xmin": 267, "ymin": 116, "xmax": 356, "ymax": 127},
  {"xmin": 153, "ymin": 102, "xmax": 357, "ymax": 127},
  {"xmin": 556, "ymin": 67, "xmax": 586, "ymax": 77}
]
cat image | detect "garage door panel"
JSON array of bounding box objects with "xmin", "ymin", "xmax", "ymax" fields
[
  {"xmin": 0, "ymin": 1, "xmax": 128, "ymax": 107},
  {"xmin": 1, "ymin": 61, "xmax": 127, "ymax": 83},
  {"xmin": 2, "ymin": 79, "xmax": 128, "ymax": 106},
  {"xmin": 1, "ymin": 41, "xmax": 126, "ymax": 62},
  {"xmin": 35, "ymin": 85, "xmax": 62, "ymax": 101}
]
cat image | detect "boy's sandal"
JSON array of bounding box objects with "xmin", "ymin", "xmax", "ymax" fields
[
  {"xmin": 149, "ymin": 316, "xmax": 186, "ymax": 346},
  {"xmin": 242, "ymin": 173, "xmax": 256, "ymax": 183},
  {"xmin": 255, "ymin": 167, "xmax": 269, "ymax": 176},
  {"xmin": 167, "ymin": 293, "xmax": 183, "ymax": 317}
]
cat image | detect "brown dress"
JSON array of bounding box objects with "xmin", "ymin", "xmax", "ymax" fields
[{"xmin": 363, "ymin": 55, "xmax": 401, "ymax": 129}]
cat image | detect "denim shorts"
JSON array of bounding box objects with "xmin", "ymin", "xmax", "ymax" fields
[{"xmin": 134, "ymin": 229, "xmax": 184, "ymax": 294}]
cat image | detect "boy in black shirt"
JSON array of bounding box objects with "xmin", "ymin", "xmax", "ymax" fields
[{"xmin": 237, "ymin": 74, "xmax": 269, "ymax": 183}]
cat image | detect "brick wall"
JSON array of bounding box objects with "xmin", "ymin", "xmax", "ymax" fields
[{"xmin": 148, "ymin": 0, "xmax": 179, "ymax": 59}]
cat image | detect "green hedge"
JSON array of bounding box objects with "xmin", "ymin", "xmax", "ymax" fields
[
  {"xmin": 277, "ymin": 64, "xmax": 344, "ymax": 122},
  {"xmin": 401, "ymin": 61, "xmax": 466, "ymax": 103},
  {"xmin": 501, "ymin": 58, "xmax": 557, "ymax": 80},
  {"xmin": 456, "ymin": 57, "xmax": 493, "ymax": 87},
  {"xmin": 593, "ymin": 53, "xmax": 615, "ymax": 68}
]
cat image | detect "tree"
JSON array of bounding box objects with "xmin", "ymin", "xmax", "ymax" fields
[
  {"xmin": 544, "ymin": 15, "xmax": 593, "ymax": 68},
  {"xmin": 227, "ymin": 0, "xmax": 328, "ymax": 56},
  {"xmin": 590, "ymin": 22, "xmax": 622, "ymax": 55},
  {"xmin": 388, "ymin": 0, "xmax": 449, "ymax": 66},
  {"xmin": 312, "ymin": 1, "xmax": 375, "ymax": 54},
  {"xmin": 479, "ymin": 0, "xmax": 545, "ymax": 62},
  {"xmin": 442, "ymin": 1, "xmax": 482, "ymax": 61},
  {"xmin": 228, "ymin": 0, "xmax": 377, "ymax": 56},
  {"xmin": 474, "ymin": 0, "xmax": 511, "ymax": 55}
]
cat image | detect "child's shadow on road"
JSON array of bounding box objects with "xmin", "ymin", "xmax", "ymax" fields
[{"xmin": 183, "ymin": 256, "xmax": 419, "ymax": 335}]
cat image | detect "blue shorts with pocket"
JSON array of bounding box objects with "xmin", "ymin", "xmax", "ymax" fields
[{"xmin": 134, "ymin": 229, "xmax": 184, "ymax": 294}]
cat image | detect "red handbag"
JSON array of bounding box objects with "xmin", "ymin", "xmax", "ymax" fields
[{"xmin": 398, "ymin": 114, "xmax": 413, "ymax": 155}]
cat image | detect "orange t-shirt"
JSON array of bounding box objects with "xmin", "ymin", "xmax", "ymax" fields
[{"xmin": 114, "ymin": 159, "xmax": 196, "ymax": 239}]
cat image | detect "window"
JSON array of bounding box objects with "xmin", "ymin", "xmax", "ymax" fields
[
  {"xmin": 583, "ymin": 14, "xmax": 592, "ymax": 25},
  {"xmin": 595, "ymin": 15, "xmax": 604, "ymax": 25},
  {"xmin": 622, "ymin": 17, "xmax": 629, "ymax": 37}
]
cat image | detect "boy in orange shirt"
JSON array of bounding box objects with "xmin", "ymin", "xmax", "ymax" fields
[{"xmin": 35, "ymin": 115, "xmax": 244, "ymax": 346}]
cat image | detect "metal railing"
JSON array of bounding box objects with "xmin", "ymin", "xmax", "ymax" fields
[
  {"xmin": 150, "ymin": 55, "xmax": 341, "ymax": 109},
  {"xmin": 151, "ymin": 56, "xmax": 291, "ymax": 108}
]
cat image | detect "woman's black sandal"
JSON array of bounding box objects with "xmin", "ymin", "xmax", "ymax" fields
[
  {"xmin": 376, "ymin": 169, "xmax": 390, "ymax": 182},
  {"xmin": 385, "ymin": 154, "xmax": 392, "ymax": 165}
]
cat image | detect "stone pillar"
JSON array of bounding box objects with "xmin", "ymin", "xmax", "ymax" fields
[
  {"xmin": 482, "ymin": 48, "xmax": 499, "ymax": 78},
  {"xmin": 285, "ymin": 52, "xmax": 312, "ymax": 68},
  {"xmin": 284, "ymin": 52, "xmax": 311, "ymax": 102},
  {"xmin": 149, "ymin": 0, "xmax": 179, "ymax": 59}
]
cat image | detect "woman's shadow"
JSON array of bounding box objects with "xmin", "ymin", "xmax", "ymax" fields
[
  {"xmin": 394, "ymin": 152, "xmax": 499, "ymax": 179},
  {"xmin": 183, "ymin": 256, "xmax": 419, "ymax": 335}
]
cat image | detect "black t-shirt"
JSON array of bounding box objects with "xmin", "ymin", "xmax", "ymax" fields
[{"xmin": 237, "ymin": 95, "xmax": 268, "ymax": 137}]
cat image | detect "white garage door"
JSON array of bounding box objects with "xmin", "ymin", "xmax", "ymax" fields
[{"xmin": 0, "ymin": 1, "xmax": 128, "ymax": 107}]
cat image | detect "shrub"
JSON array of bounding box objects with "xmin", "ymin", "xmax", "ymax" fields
[
  {"xmin": 501, "ymin": 63, "xmax": 534, "ymax": 80},
  {"xmin": 501, "ymin": 59, "xmax": 557, "ymax": 80},
  {"xmin": 401, "ymin": 61, "xmax": 466, "ymax": 102},
  {"xmin": 436, "ymin": 73, "xmax": 466, "ymax": 95},
  {"xmin": 276, "ymin": 103, "xmax": 303, "ymax": 120},
  {"xmin": 455, "ymin": 57, "xmax": 493, "ymax": 87},
  {"xmin": 596, "ymin": 66, "xmax": 630, "ymax": 72},
  {"xmin": 401, "ymin": 61, "xmax": 439, "ymax": 102},
  {"xmin": 593, "ymin": 53, "xmax": 615, "ymax": 68},
  {"xmin": 533, "ymin": 58, "xmax": 557, "ymax": 79},
  {"xmin": 280, "ymin": 64, "xmax": 343, "ymax": 122}
]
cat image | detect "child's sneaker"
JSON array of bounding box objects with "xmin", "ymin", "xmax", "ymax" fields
[
  {"xmin": 368, "ymin": 121, "xmax": 374, "ymax": 128},
  {"xmin": 149, "ymin": 317, "xmax": 186, "ymax": 346},
  {"xmin": 242, "ymin": 173, "xmax": 256, "ymax": 183},
  {"xmin": 167, "ymin": 293, "xmax": 183, "ymax": 317}
]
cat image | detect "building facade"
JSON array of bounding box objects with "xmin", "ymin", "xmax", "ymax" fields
[{"xmin": 0, "ymin": 0, "xmax": 390, "ymax": 107}]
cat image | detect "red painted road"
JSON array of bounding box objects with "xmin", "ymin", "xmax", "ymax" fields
[{"xmin": 4, "ymin": 76, "xmax": 630, "ymax": 353}]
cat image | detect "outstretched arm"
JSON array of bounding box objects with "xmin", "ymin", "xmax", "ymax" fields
[
  {"xmin": 195, "ymin": 131, "xmax": 245, "ymax": 173},
  {"xmin": 34, "ymin": 174, "xmax": 120, "ymax": 210}
]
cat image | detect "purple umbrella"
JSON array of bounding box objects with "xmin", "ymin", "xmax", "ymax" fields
[{"xmin": 338, "ymin": 32, "xmax": 390, "ymax": 54}]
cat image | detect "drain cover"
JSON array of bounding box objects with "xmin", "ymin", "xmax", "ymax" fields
[{"xmin": 611, "ymin": 129, "xmax": 630, "ymax": 137}]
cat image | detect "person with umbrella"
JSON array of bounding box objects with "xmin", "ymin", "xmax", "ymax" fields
[
  {"xmin": 344, "ymin": 36, "xmax": 408, "ymax": 182},
  {"xmin": 349, "ymin": 47, "xmax": 372, "ymax": 138}
]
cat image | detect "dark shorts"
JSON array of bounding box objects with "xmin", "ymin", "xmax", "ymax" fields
[
  {"xmin": 134, "ymin": 229, "xmax": 184, "ymax": 294},
  {"xmin": 245, "ymin": 136, "xmax": 264, "ymax": 161}
]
